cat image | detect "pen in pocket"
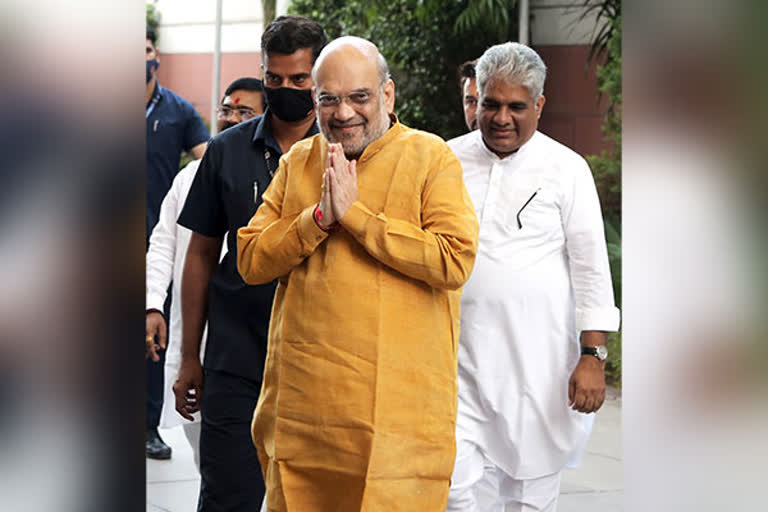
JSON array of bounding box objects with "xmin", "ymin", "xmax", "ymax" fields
[
  {"xmin": 153, "ymin": 120, "xmax": 159, "ymax": 132},
  {"xmin": 516, "ymin": 188, "xmax": 541, "ymax": 229}
]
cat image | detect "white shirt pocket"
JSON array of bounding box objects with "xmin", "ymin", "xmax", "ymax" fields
[{"xmin": 497, "ymin": 174, "xmax": 559, "ymax": 235}]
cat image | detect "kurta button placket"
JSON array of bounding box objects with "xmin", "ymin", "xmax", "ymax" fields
[{"xmin": 482, "ymin": 161, "xmax": 503, "ymax": 226}]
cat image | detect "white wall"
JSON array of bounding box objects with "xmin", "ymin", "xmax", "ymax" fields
[
  {"xmin": 530, "ymin": 0, "xmax": 602, "ymax": 45},
  {"xmin": 150, "ymin": 0, "xmax": 600, "ymax": 54},
  {"xmin": 152, "ymin": 0, "xmax": 291, "ymax": 53}
]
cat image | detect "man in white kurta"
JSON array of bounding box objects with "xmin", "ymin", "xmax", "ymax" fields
[
  {"xmin": 446, "ymin": 42, "xmax": 620, "ymax": 512},
  {"xmin": 145, "ymin": 158, "xmax": 206, "ymax": 466}
]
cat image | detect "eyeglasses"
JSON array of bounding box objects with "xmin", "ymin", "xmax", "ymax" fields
[
  {"xmin": 216, "ymin": 106, "xmax": 258, "ymax": 120},
  {"xmin": 316, "ymin": 91, "xmax": 375, "ymax": 109}
]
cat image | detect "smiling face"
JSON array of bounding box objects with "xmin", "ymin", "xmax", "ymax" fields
[
  {"xmin": 314, "ymin": 45, "xmax": 395, "ymax": 159},
  {"xmin": 477, "ymin": 78, "xmax": 545, "ymax": 158}
]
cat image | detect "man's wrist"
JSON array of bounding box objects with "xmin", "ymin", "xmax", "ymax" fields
[
  {"xmin": 314, "ymin": 204, "xmax": 342, "ymax": 232},
  {"xmin": 180, "ymin": 351, "xmax": 199, "ymax": 363},
  {"xmin": 146, "ymin": 308, "xmax": 164, "ymax": 317},
  {"xmin": 314, "ymin": 204, "xmax": 331, "ymax": 230},
  {"xmin": 580, "ymin": 354, "xmax": 606, "ymax": 371}
]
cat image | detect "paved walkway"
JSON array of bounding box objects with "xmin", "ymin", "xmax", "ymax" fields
[
  {"xmin": 147, "ymin": 389, "xmax": 621, "ymax": 511},
  {"xmin": 558, "ymin": 387, "xmax": 622, "ymax": 512}
]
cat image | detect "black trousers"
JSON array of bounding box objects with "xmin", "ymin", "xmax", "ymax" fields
[
  {"xmin": 145, "ymin": 349, "xmax": 165, "ymax": 429},
  {"xmin": 197, "ymin": 368, "xmax": 264, "ymax": 511}
]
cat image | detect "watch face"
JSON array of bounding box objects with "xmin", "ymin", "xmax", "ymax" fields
[{"xmin": 596, "ymin": 345, "xmax": 608, "ymax": 360}]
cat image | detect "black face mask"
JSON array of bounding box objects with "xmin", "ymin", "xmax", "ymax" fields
[
  {"xmin": 264, "ymin": 87, "xmax": 313, "ymax": 122},
  {"xmin": 219, "ymin": 121, "xmax": 237, "ymax": 132}
]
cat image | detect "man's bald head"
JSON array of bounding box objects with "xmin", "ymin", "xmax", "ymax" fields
[
  {"xmin": 312, "ymin": 36, "xmax": 396, "ymax": 159},
  {"xmin": 312, "ymin": 36, "xmax": 390, "ymax": 85}
]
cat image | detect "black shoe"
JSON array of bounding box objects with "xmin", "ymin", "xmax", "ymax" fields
[{"xmin": 146, "ymin": 428, "xmax": 172, "ymax": 460}]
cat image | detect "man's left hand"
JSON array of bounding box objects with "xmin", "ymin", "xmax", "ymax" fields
[
  {"xmin": 568, "ymin": 355, "xmax": 606, "ymax": 414},
  {"xmin": 327, "ymin": 143, "xmax": 358, "ymax": 220}
]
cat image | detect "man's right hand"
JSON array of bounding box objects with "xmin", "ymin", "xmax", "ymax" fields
[{"xmin": 173, "ymin": 358, "xmax": 204, "ymax": 421}]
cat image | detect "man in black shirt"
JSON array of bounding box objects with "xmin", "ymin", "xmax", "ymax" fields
[{"xmin": 174, "ymin": 16, "xmax": 327, "ymax": 511}]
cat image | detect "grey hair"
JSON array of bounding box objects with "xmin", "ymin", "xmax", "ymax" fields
[
  {"xmin": 476, "ymin": 42, "xmax": 547, "ymax": 101},
  {"xmin": 377, "ymin": 52, "xmax": 391, "ymax": 84}
]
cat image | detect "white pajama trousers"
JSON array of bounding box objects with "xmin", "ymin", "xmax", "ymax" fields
[
  {"xmin": 181, "ymin": 422, "xmax": 202, "ymax": 472},
  {"xmin": 447, "ymin": 441, "xmax": 562, "ymax": 512}
]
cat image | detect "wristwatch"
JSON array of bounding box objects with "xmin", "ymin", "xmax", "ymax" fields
[{"xmin": 581, "ymin": 345, "xmax": 608, "ymax": 361}]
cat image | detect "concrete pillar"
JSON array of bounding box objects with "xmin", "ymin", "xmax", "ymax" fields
[{"xmin": 519, "ymin": 0, "xmax": 530, "ymax": 45}]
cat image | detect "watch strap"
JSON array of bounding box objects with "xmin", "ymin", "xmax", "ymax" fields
[{"xmin": 581, "ymin": 345, "xmax": 607, "ymax": 361}]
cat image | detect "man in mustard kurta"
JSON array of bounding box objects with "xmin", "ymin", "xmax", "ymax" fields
[{"xmin": 237, "ymin": 36, "xmax": 479, "ymax": 512}]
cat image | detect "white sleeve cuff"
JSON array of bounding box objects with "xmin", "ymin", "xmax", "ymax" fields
[
  {"xmin": 146, "ymin": 292, "xmax": 167, "ymax": 313},
  {"xmin": 575, "ymin": 306, "xmax": 621, "ymax": 333}
]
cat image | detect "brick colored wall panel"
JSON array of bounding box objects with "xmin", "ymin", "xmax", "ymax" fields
[{"xmin": 157, "ymin": 53, "xmax": 262, "ymax": 124}]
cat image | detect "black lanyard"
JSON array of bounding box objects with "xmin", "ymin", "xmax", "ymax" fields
[
  {"xmin": 254, "ymin": 145, "xmax": 279, "ymax": 207},
  {"xmin": 263, "ymin": 146, "xmax": 278, "ymax": 178}
]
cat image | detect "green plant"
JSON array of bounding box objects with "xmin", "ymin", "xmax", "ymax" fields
[
  {"xmin": 146, "ymin": 1, "xmax": 161, "ymax": 36},
  {"xmin": 605, "ymin": 331, "xmax": 621, "ymax": 387},
  {"xmin": 588, "ymin": 16, "xmax": 621, "ymax": 223},
  {"xmin": 454, "ymin": 0, "xmax": 518, "ymax": 42},
  {"xmin": 577, "ymin": 0, "xmax": 620, "ymax": 67},
  {"xmin": 583, "ymin": 8, "xmax": 622, "ymax": 385},
  {"xmin": 602, "ymin": 215, "xmax": 621, "ymax": 387}
]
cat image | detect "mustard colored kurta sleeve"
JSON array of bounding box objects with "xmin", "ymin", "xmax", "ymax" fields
[
  {"xmin": 237, "ymin": 155, "xmax": 329, "ymax": 285},
  {"xmin": 237, "ymin": 120, "xmax": 479, "ymax": 512}
]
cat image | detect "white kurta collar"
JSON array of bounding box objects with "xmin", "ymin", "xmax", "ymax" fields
[{"xmin": 472, "ymin": 130, "xmax": 541, "ymax": 164}]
